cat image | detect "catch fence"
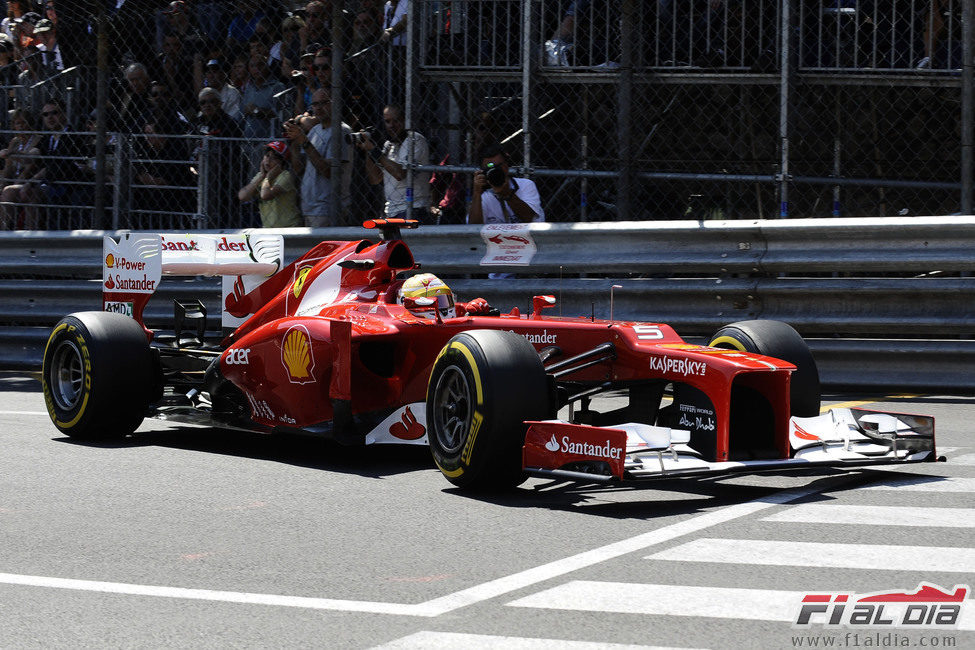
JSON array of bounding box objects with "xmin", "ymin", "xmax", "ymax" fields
[{"xmin": 0, "ymin": 1, "xmax": 971, "ymax": 227}]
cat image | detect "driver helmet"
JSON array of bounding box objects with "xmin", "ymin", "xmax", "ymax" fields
[{"xmin": 398, "ymin": 273, "xmax": 455, "ymax": 319}]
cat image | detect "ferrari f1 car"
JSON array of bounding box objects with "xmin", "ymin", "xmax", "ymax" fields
[{"xmin": 41, "ymin": 220, "xmax": 938, "ymax": 490}]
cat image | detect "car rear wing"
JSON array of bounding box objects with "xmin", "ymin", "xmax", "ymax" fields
[{"xmin": 102, "ymin": 233, "xmax": 285, "ymax": 330}]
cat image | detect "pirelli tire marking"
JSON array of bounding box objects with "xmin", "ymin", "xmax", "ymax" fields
[
  {"xmin": 430, "ymin": 340, "xmax": 484, "ymax": 480},
  {"xmin": 43, "ymin": 323, "xmax": 93, "ymax": 429}
]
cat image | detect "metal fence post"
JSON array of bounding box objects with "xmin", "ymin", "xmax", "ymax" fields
[
  {"xmin": 197, "ymin": 137, "xmax": 209, "ymax": 228},
  {"xmin": 405, "ymin": 0, "xmax": 415, "ymax": 214},
  {"xmin": 521, "ymin": 0, "xmax": 535, "ymax": 174},
  {"xmin": 330, "ymin": 0, "xmax": 344, "ymax": 224},
  {"xmin": 962, "ymin": 0, "xmax": 974, "ymax": 214},
  {"xmin": 616, "ymin": 0, "xmax": 635, "ymax": 222},
  {"xmin": 94, "ymin": 10, "xmax": 108, "ymax": 229},
  {"xmin": 778, "ymin": 0, "xmax": 794, "ymax": 218},
  {"xmin": 112, "ymin": 132, "xmax": 128, "ymax": 231}
]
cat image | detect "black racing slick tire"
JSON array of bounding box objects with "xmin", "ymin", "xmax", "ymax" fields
[
  {"xmin": 709, "ymin": 319, "xmax": 821, "ymax": 418},
  {"xmin": 427, "ymin": 330, "xmax": 550, "ymax": 490},
  {"xmin": 41, "ymin": 311, "xmax": 154, "ymax": 440}
]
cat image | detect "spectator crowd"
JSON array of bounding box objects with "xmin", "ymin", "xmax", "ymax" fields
[
  {"xmin": 0, "ymin": 1, "xmax": 964, "ymax": 229},
  {"xmin": 0, "ymin": 0, "xmax": 435, "ymax": 230}
]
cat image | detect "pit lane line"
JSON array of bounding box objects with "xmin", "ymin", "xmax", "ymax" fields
[{"xmin": 0, "ymin": 475, "xmax": 861, "ymax": 617}]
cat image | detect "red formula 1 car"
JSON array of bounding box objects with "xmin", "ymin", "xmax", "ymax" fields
[{"xmin": 41, "ymin": 220, "xmax": 938, "ymax": 490}]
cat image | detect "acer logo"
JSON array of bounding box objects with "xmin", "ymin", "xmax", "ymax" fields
[{"xmin": 225, "ymin": 348, "xmax": 250, "ymax": 365}]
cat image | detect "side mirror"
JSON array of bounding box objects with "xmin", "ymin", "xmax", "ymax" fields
[{"xmin": 531, "ymin": 295, "xmax": 556, "ymax": 320}]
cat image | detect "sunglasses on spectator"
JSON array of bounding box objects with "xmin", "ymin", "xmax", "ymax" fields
[
  {"xmin": 42, "ymin": 109, "xmax": 61, "ymax": 117},
  {"xmin": 307, "ymin": 11, "xmax": 322, "ymax": 18},
  {"xmin": 151, "ymin": 91, "xmax": 168, "ymax": 97},
  {"xmin": 199, "ymin": 99, "xmax": 220, "ymax": 106},
  {"xmin": 312, "ymin": 64, "xmax": 330, "ymax": 71}
]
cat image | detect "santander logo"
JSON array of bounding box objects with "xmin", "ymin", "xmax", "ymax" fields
[{"xmin": 546, "ymin": 434, "xmax": 622, "ymax": 460}]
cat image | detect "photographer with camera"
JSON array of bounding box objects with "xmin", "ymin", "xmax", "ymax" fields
[
  {"xmin": 467, "ymin": 142, "xmax": 545, "ymax": 225},
  {"xmin": 355, "ymin": 104, "xmax": 431, "ymax": 221},
  {"xmin": 283, "ymin": 88, "xmax": 353, "ymax": 227}
]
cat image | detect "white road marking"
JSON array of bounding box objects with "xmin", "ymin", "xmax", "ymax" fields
[
  {"xmin": 949, "ymin": 454, "xmax": 975, "ymax": 466},
  {"xmin": 0, "ymin": 573, "xmax": 430, "ymax": 616},
  {"xmin": 370, "ymin": 631, "xmax": 691, "ymax": 650},
  {"xmin": 863, "ymin": 476, "xmax": 975, "ymax": 492},
  {"xmin": 763, "ymin": 504, "xmax": 975, "ymax": 527},
  {"xmin": 0, "ymin": 411, "xmax": 49, "ymax": 416},
  {"xmin": 414, "ymin": 480, "xmax": 847, "ymax": 616},
  {"xmin": 509, "ymin": 581, "xmax": 799, "ymax": 620},
  {"xmin": 0, "ymin": 479, "xmax": 849, "ymax": 616},
  {"xmin": 647, "ymin": 538, "xmax": 975, "ymax": 572},
  {"xmin": 508, "ymin": 581, "xmax": 975, "ymax": 631}
]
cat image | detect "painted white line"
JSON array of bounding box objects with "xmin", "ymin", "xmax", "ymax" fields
[
  {"xmin": 370, "ymin": 631, "xmax": 690, "ymax": 650},
  {"xmin": 0, "ymin": 573, "xmax": 430, "ymax": 616},
  {"xmin": 949, "ymin": 453, "xmax": 975, "ymax": 466},
  {"xmin": 863, "ymin": 476, "xmax": 975, "ymax": 492},
  {"xmin": 0, "ymin": 479, "xmax": 849, "ymax": 617},
  {"xmin": 0, "ymin": 411, "xmax": 49, "ymax": 416},
  {"xmin": 763, "ymin": 504, "xmax": 975, "ymax": 528},
  {"xmin": 508, "ymin": 581, "xmax": 975, "ymax": 631},
  {"xmin": 509, "ymin": 581, "xmax": 799, "ymax": 621},
  {"xmin": 415, "ymin": 479, "xmax": 848, "ymax": 616},
  {"xmin": 647, "ymin": 538, "xmax": 975, "ymax": 573}
]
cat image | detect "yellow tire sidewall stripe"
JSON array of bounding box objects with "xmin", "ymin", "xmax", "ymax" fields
[{"xmin": 708, "ymin": 335, "xmax": 748, "ymax": 351}]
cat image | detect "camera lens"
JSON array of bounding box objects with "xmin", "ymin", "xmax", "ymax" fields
[{"xmin": 485, "ymin": 164, "xmax": 505, "ymax": 187}]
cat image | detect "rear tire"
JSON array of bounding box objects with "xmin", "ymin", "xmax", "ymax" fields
[
  {"xmin": 42, "ymin": 311, "xmax": 154, "ymax": 440},
  {"xmin": 427, "ymin": 330, "xmax": 549, "ymax": 490},
  {"xmin": 709, "ymin": 319, "xmax": 821, "ymax": 417}
]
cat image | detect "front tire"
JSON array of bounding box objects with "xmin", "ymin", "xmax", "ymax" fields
[
  {"xmin": 709, "ymin": 319, "xmax": 821, "ymax": 417},
  {"xmin": 42, "ymin": 311, "xmax": 154, "ymax": 440},
  {"xmin": 427, "ymin": 330, "xmax": 550, "ymax": 490}
]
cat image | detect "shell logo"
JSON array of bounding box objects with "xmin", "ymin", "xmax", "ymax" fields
[
  {"xmin": 105, "ymin": 253, "xmax": 115, "ymax": 268},
  {"xmin": 292, "ymin": 266, "xmax": 312, "ymax": 299},
  {"xmin": 282, "ymin": 324, "xmax": 316, "ymax": 384}
]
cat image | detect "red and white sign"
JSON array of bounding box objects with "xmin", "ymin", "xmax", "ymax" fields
[
  {"xmin": 522, "ymin": 421, "xmax": 627, "ymax": 478},
  {"xmin": 480, "ymin": 224, "xmax": 537, "ymax": 266}
]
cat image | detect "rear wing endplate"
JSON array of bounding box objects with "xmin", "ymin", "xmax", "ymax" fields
[{"xmin": 102, "ymin": 233, "xmax": 284, "ymax": 329}]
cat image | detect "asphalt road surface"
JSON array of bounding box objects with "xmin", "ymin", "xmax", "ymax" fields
[{"xmin": 2, "ymin": 371, "xmax": 973, "ymax": 649}]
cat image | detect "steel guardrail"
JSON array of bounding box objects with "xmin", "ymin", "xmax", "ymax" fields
[{"xmin": 1, "ymin": 217, "xmax": 972, "ymax": 390}]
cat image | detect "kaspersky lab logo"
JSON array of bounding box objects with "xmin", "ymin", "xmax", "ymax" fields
[{"xmin": 794, "ymin": 583, "xmax": 969, "ymax": 628}]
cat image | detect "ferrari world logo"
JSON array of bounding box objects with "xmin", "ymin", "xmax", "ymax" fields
[{"xmin": 282, "ymin": 325, "xmax": 316, "ymax": 384}]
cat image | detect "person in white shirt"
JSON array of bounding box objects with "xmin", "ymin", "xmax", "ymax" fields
[
  {"xmin": 283, "ymin": 88, "xmax": 352, "ymax": 227},
  {"xmin": 357, "ymin": 104, "xmax": 430, "ymax": 221},
  {"xmin": 202, "ymin": 59, "xmax": 243, "ymax": 122},
  {"xmin": 467, "ymin": 143, "xmax": 544, "ymax": 224},
  {"xmin": 32, "ymin": 19, "xmax": 63, "ymax": 71}
]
